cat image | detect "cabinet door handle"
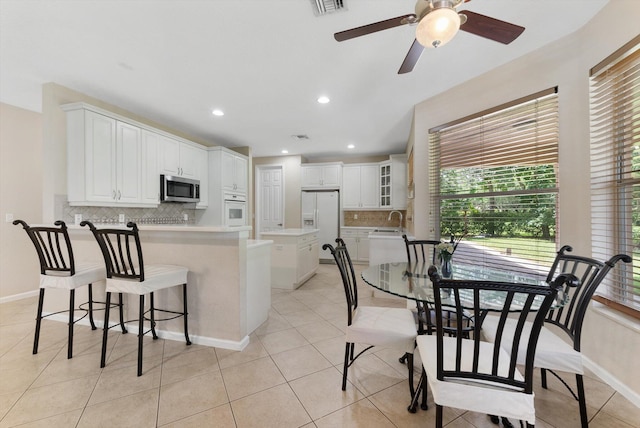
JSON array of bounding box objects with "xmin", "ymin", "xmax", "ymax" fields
[
  {"xmin": 112, "ymin": 190, "xmax": 116, "ymax": 200},
  {"xmin": 117, "ymin": 190, "xmax": 121, "ymax": 200}
]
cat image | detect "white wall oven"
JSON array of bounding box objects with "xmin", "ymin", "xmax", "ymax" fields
[{"xmin": 224, "ymin": 192, "xmax": 247, "ymax": 226}]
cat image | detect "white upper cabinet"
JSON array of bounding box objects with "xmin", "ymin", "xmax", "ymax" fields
[
  {"xmin": 63, "ymin": 102, "xmax": 207, "ymax": 208},
  {"xmin": 222, "ymin": 150, "xmax": 248, "ymax": 193},
  {"xmin": 158, "ymin": 136, "xmax": 202, "ymax": 180},
  {"xmin": 140, "ymin": 130, "xmax": 161, "ymax": 205},
  {"xmin": 115, "ymin": 121, "xmax": 142, "ymax": 204},
  {"xmin": 342, "ymin": 164, "xmax": 379, "ymax": 209},
  {"xmin": 79, "ymin": 110, "xmax": 117, "ymax": 204},
  {"xmin": 65, "ymin": 108, "xmax": 151, "ymax": 207},
  {"xmin": 301, "ymin": 163, "xmax": 342, "ymax": 189},
  {"xmin": 196, "ymin": 150, "xmax": 209, "ymax": 208},
  {"xmin": 379, "ymin": 154, "xmax": 407, "ymax": 210}
]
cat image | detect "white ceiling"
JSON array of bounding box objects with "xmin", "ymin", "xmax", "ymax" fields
[{"xmin": 0, "ymin": 0, "xmax": 609, "ymax": 160}]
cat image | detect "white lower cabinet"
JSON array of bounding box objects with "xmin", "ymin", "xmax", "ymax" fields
[
  {"xmin": 262, "ymin": 230, "xmax": 319, "ymax": 290},
  {"xmin": 341, "ymin": 228, "xmax": 374, "ymax": 263},
  {"xmin": 297, "ymin": 239, "xmax": 320, "ymax": 284}
]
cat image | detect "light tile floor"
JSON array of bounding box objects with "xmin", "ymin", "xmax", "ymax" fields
[{"xmin": 1, "ymin": 263, "xmax": 638, "ymax": 427}]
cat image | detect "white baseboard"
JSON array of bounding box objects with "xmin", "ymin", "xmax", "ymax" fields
[
  {"xmin": 41, "ymin": 312, "xmax": 250, "ymax": 352},
  {"xmin": 0, "ymin": 290, "xmax": 39, "ymax": 304},
  {"xmin": 583, "ymin": 356, "xmax": 640, "ymax": 408}
]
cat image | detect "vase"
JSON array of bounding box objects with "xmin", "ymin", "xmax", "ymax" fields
[{"xmin": 440, "ymin": 256, "xmax": 453, "ymax": 279}]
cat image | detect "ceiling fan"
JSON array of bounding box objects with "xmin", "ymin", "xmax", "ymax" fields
[{"xmin": 334, "ymin": 0, "xmax": 525, "ymax": 74}]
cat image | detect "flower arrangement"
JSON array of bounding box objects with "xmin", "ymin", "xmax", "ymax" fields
[
  {"xmin": 436, "ymin": 242, "xmax": 455, "ymax": 260},
  {"xmin": 436, "ymin": 235, "xmax": 463, "ymax": 261}
]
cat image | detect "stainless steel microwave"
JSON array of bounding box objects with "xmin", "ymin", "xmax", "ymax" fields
[{"xmin": 160, "ymin": 175, "xmax": 200, "ymax": 203}]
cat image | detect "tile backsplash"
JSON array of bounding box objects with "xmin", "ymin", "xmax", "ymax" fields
[
  {"xmin": 57, "ymin": 195, "xmax": 197, "ymax": 225},
  {"xmin": 343, "ymin": 210, "xmax": 406, "ymax": 228}
]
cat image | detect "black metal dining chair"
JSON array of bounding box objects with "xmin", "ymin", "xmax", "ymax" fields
[
  {"xmin": 400, "ymin": 235, "xmax": 474, "ymax": 368},
  {"xmin": 81, "ymin": 221, "xmax": 191, "ymax": 376},
  {"xmin": 482, "ymin": 245, "xmax": 632, "ymax": 427},
  {"xmin": 325, "ymin": 239, "xmax": 417, "ymax": 394},
  {"xmin": 403, "ymin": 235, "xmax": 440, "ymax": 335},
  {"xmin": 403, "ymin": 234, "xmax": 474, "ymax": 336},
  {"xmin": 412, "ymin": 265, "xmax": 565, "ymax": 427},
  {"xmin": 13, "ymin": 219, "xmax": 125, "ymax": 359}
]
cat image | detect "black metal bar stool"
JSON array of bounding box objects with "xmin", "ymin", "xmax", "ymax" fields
[
  {"xmin": 81, "ymin": 221, "xmax": 191, "ymax": 376},
  {"xmin": 13, "ymin": 219, "xmax": 125, "ymax": 359}
]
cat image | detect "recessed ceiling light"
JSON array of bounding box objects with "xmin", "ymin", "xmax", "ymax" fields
[
  {"xmin": 282, "ymin": 149, "xmax": 289, "ymax": 154},
  {"xmin": 212, "ymin": 109, "xmax": 224, "ymax": 116},
  {"xmin": 347, "ymin": 144, "xmax": 355, "ymax": 149},
  {"xmin": 317, "ymin": 96, "xmax": 330, "ymax": 104}
]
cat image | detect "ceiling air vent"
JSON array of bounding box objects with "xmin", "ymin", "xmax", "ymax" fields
[
  {"xmin": 292, "ymin": 134, "xmax": 310, "ymax": 140},
  {"xmin": 311, "ymin": 0, "xmax": 346, "ymax": 16}
]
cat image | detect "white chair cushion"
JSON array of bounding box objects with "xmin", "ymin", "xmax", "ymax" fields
[
  {"xmin": 346, "ymin": 306, "xmax": 416, "ymax": 353},
  {"xmin": 105, "ymin": 265, "xmax": 188, "ymax": 295},
  {"xmin": 417, "ymin": 335, "xmax": 535, "ymax": 424},
  {"xmin": 482, "ymin": 315, "xmax": 583, "ymax": 375},
  {"xmin": 40, "ymin": 262, "xmax": 105, "ymax": 290}
]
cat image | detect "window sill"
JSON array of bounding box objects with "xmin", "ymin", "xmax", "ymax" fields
[{"xmin": 591, "ymin": 301, "xmax": 640, "ymax": 333}]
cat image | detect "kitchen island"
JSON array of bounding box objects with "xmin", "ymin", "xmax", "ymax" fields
[
  {"xmin": 42, "ymin": 224, "xmax": 271, "ymax": 351},
  {"xmin": 261, "ymin": 229, "xmax": 319, "ymax": 290}
]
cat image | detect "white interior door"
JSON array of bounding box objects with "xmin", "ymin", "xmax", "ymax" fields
[{"xmin": 257, "ymin": 166, "xmax": 284, "ymax": 234}]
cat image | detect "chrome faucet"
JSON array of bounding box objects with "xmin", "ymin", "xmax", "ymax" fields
[{"xmin": 388, "ymin": 210, "xmax": 403, "ymax": 230}]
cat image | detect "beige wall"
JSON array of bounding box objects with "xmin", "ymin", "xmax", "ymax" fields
[
  {"xmin": 0, "ymin": 103, "xmax": 43, "ymax": 299},
  {"xmin": 410, "ymin": 0, "xmax": 640, "ymax": 398}
]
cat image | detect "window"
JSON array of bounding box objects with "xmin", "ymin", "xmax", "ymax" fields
[
  {"xmin": 429, "ymin": 89, "xmax": 559, "ymax": 279},
  {"xmin": 590, "ymin": 35, "xmax": 640, "ymax": 316}
]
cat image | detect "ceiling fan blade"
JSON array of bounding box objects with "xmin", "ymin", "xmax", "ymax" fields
[
  {"xmin": 334, "ymin": 14, "xmax": 416, "ymax": 42},
  {"xmin": 460, "ymin": 10, "xmax": 525, "ymax": 44},
  {"xmin": 398, "ymin": 39, "xmax": 424, "ymax": 74}
]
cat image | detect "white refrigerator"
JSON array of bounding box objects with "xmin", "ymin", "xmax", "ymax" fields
[{"xmin": 301, "ymin": 190, "xmax": 340, "ymax": 261}]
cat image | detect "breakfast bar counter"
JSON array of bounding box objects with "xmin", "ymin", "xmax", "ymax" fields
[{"xmin": 43, "ymin": 224, "xmax": 268, "ymax": 351}]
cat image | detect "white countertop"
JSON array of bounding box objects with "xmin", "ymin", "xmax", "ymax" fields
[
  {"xmin": 247, "ymin": 239, "xmax": 273, "ymax": 249},
  {"xmin": 368, "ymin": 231, "xmax": 414, "ymax": 239},
  {"xmin": 65, "ymin": 223, "xmax": 252, "ymax": 233},
  {"xmin": 260, "ymin": 228, "xmax": 319, "ymax": 237}
]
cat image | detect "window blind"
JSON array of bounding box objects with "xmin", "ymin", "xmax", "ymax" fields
[
  {"xmin": 429, "ymin": 89, "xmax": 559, "ymax": 280},
  {"xmin": 590, "ymin": 35, "xmax": 640, "ymax": 316}
]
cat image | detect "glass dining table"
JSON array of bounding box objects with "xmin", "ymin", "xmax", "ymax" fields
[
  {"xmin": 361, "ymin": 261, "xmax": 556, "ymax": 314},
  {"xmin": 362, "ymin": 261, "xmax": 560, "ymax": 426}
]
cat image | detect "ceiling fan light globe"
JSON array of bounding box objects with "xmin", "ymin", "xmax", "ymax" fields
[{"xmin": 416, "ymin": 7, "xmax": 460, "ymax": 48}]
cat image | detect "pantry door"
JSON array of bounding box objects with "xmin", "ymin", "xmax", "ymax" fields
[{"xmin": 256, "ymin": 165, "xmax": 284, "ymax": 235}]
